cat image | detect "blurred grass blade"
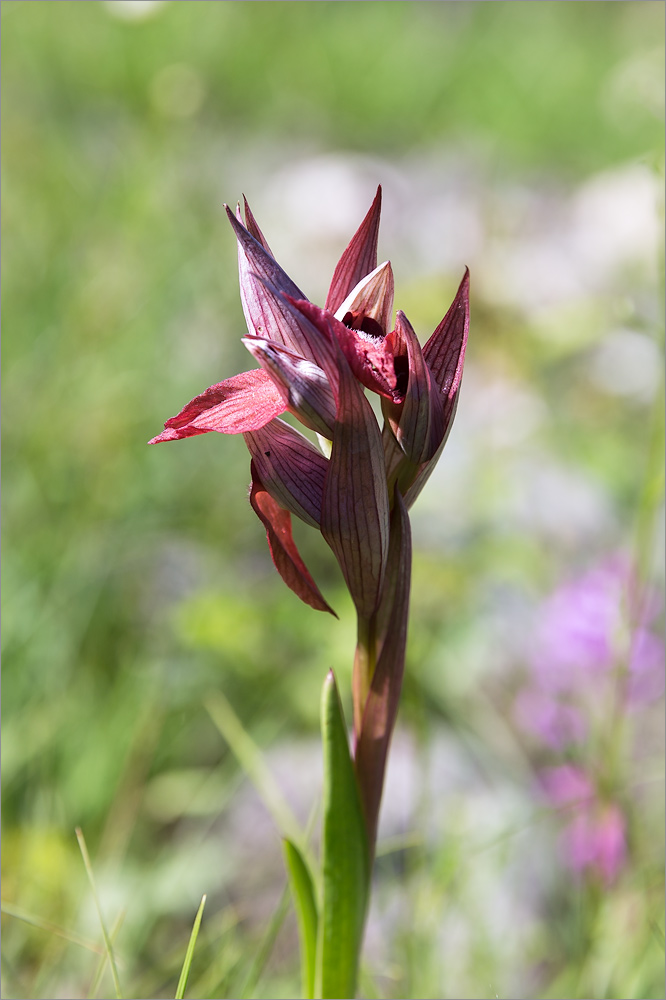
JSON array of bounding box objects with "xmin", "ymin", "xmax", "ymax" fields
[
  {"xmin": 205, "ymin": 690, "xmax": 305, "ymax": 848},
  {"xmin": 75, "ymin": 827, "xmax": 123, "ymax": 1000},
  {"xmin": 238, "ymin": 883, "xmax": 291, "ymax": 999},
  {"xmin": 88, "ymin": 911, "xmax": 125, "ymax": 1000},
  {"xmin": 316, "ymin": 671, "xmax": 370, "ymax": 1000},
  {"xmin": 175, "ymin": 894, "xmax": 207, "ymax": 1000},
  {"xmin": 284, "ymin": 838, "xmax": 319, "ymax": 999},
  {"xmin": 0, "ymin": 900, "xmax": 105, "ymax": 955}
]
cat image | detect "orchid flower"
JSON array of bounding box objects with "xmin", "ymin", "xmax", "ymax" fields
[{"xmin": 151, "ymin": 187, "xmax": 469, "ymax": 998}]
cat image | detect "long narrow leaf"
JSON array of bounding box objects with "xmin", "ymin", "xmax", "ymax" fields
[
  {"xmin": 316, "ymin": 671, "xmax": 370, "ymax": 1000},
  {"xmin": 175, "ymin": 894, "xmax": 207, "ymax": 1000},
  {"xmin": 283, "ymin": 839, "xmax": 319, "ymax": 1000}
]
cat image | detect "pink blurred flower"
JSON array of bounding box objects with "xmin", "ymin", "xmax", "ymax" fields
[
  {"xmin": 562, "ymin": 801, "xmax": 627, "ymax": 885},
  {"xmin": 514, "ymin": 689, "xmax": 586, "ymax": 751},
  {"xmin": 540, "ymin": 765, "xmax": 627, "ymax": 885},
  {"xmin": 539, "ymin": 764, "xmax": 594, "ymax": 806}
]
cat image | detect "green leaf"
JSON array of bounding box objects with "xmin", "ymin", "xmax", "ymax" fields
[
  {"xmin": 316, "ymin": 671, "xmax": 370, "ymax": 1000},
  {"xmin": 175, "ymin": 894, "xmax": 206, "ymax": 1000},
  {"xmin": 283, "ymin": 839, "xmax": 319, "ymax": 1000}
]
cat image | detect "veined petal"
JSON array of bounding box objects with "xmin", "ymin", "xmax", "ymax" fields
[
  {"xmin": 325, "ymin": 186, "xmax": 382, "ymax": 314},
  {"xmin": 249, "ymin": 462, "xmax": 336, "ymax": 615},
  {"xmin": 294, "ymin": 309, "xmax": 390, "ymax": 619},
  {"xmin": 423, "ymin": 267, "xmax": 470, "ymax": 434},
  {"xmin": 333, "ymin": 260, "xmax": 394, "ymax": 339},
  {"xmin": 149, "ymin": 369, "xmax": 287, "ymax": 443},
  {"xmin": 354, "ymin": 492, "xmax": 411, "ymax": 846},
  {"xmin": 242, "ymin": 336, "xmax": 336, "ymax": 438},
  {"xmin": 244, "ymin": 418, "xmax": 328, "ymax": 529},
  {"xmin": 382, "ymin": 311, "xmax": 444, "ymax": 464},
  {"xmin": 287, "ymin": 297, "xmax": 398, "ymax": 401}
]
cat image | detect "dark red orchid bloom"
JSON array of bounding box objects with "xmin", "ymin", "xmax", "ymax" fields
[
  {"xmin": 151, "ymin": 186, "xmax": 472, "ymax": 988},
  {"xmin": 151, "ymin": 187, "xmax": 469, "ymax": 623}
]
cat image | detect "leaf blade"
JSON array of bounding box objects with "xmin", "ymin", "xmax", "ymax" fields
[
  {"xmin": 175, "ymin": 895, "xmax": 207, "ymax": 1000},
  {"xmin": 283, "ymin": 839, "xmax": 319, "ymax": 1000},
  {"xmin": 316, "ymin": 671, "xmax": 370, "ymax": 1000}
]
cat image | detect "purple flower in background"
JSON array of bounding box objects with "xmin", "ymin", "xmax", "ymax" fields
[
  {"xmin": 514, "ymin": 689, "xmax": 586, "ymax": 751},
  {"xmin": 540, "ymin": 766, "xmax": 627, "ymax": 885},
  {"xmin": 516, "ymin": 556, "xmax": 664, "ymax": 750}
]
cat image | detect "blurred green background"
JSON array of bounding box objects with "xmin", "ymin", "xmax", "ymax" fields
[{"xmin": 2, "ymin": 2, "xmax": 664, "ymax": 998}]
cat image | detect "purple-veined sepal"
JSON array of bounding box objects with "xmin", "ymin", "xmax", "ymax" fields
[{"xmin": 423, "ymin": 267, "xmax": 470, "ymax": 441}]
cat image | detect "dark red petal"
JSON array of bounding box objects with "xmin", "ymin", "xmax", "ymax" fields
[
  {"xmin": 288, "ymin": 298, "xmax": 397, "ymax": 401},
  {"xmin": 244, "ymin": 418, "xmax": 328, "ymax": 529},
  {"xmin": 148, "ymin": 369, "xmax": 287, "ymax": 443},
  {"xmin": 423, "ymin": 267, "xmax": 470, "ymax": 433},
  {"xmin": 354, "ymin": 492, "xmax": 411, "ymax": 847},
  {"xmin": 325, "ymin": 186, "xmax": 382, "ymax": 314},
  {"xmin": 382, "ymin": 311, "xmax": 444, "ymax": 464},
  {"xmin": 250, "ymin": 462, "xmax": 336, "ymax": 615}
]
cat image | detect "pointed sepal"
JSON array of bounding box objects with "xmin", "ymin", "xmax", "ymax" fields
[
  {"xmin": 239, "ymin": 197, "xmax": 273, "ymax": 256},
  {"xmin": 325, "ymin": 185, "xmax": 382, "ymax": 314},
  {"xmin": 423, "ymin": 267, "xmax": 470, "ymax": 437},
  {"xmin": 225, "ymin": 206, "xmax": 319, "ymax": 361}
]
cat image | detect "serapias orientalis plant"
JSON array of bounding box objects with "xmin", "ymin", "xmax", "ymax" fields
[{"xmin": 150, "ymin": 187, "xmax": 469, "ymax": 999}]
